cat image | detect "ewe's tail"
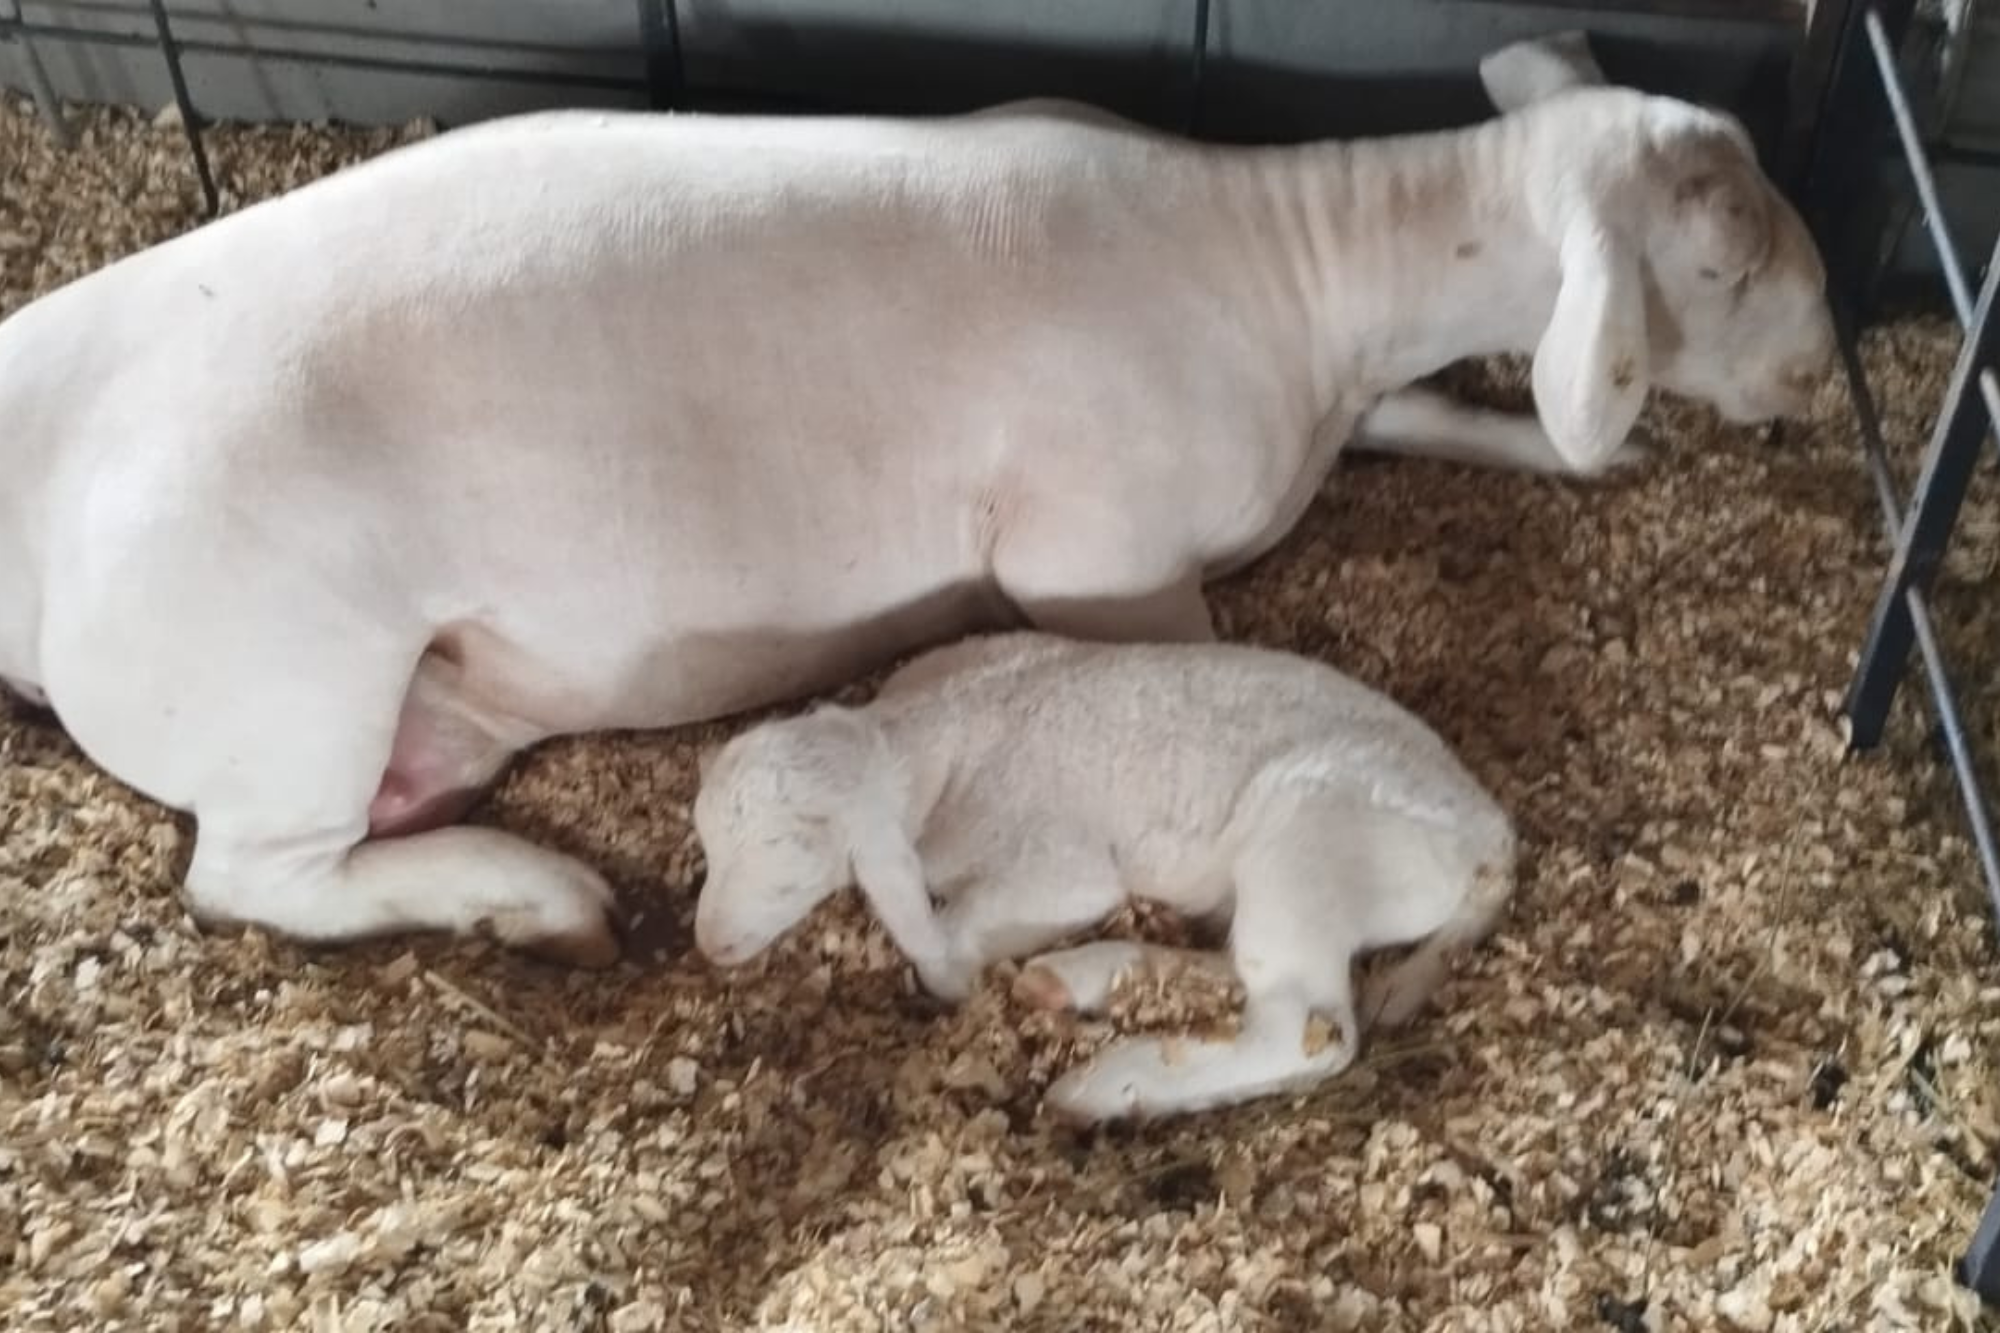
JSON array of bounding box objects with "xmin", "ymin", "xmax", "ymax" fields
[{"xmin": 1361, "ymin": 815, "xmax": 1518, "ymax": 1031}]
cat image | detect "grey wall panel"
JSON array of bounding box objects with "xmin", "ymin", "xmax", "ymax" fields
[
  {"xmin": 5, "ymin": 0, "xmax": 1801, "ymax": 139},
  {"xmin": 676, "ymin": 0, "xmax": 1197, "ymax": 124},
  {"xmin": 6, "ymin": 1, "xmax": 649, "ymax": 126}
]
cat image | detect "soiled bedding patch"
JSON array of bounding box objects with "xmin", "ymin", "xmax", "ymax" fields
[{"xmin": 4, "ymin": 95, "xmax": 2000, "ymax": 1332}]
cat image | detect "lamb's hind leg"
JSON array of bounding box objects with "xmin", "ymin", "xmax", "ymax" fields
[
  {"xmin": 46, "ymin": 588, "xmax": 621, "ymax": 967},
  {"xmin": 1042, "ymin": 813, "xmax": 1366, "ymax": 1124}
]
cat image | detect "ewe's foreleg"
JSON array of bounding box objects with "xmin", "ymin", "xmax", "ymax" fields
[{"xmin": 1354, "ymin": 386, "xmax": 1648, "ymax": 477}]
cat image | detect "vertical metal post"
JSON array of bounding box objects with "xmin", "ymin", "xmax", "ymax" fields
[
  {"xmin": 1844, "ymin": 231, "xmax": 2000, "ymax": 748},
  {"xmin": 1801, "ymin": 1, "xmax": 1918, "ymax": 319},
  {"xmin": 146, "ymin": 0, "xmax": 218, "ymax": 218},
  {"xmin": 2, "ymin": 2, "xmax": 72, "ymax": 148},
  {"xmin": 637, "ymin": 0, "xmax": 684, "ymax": 111},
  {"xmin": 1185, "ymin": 0, "xmax": 1212, "ymax": 137},
  {"xmin": 1783, "ymin": 0, "xmax": 1860, "ymax": 198},
  {"xmin": 1964, "ymin": 1177, "xmax": 2000, "ymax": 1303}
]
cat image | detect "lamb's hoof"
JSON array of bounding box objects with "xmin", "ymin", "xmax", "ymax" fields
[
  {"xmin": 1011, "ymin": 963, "xmax": 1075, "ymax": 1011},
  {"xmin": 1044, "ymin": 1065, "xmax": 1142, "ymax": 1127}
]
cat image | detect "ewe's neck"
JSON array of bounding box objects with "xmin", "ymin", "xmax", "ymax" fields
[{"xmin": 1219, "ymin": 117, "xmax": 1559, "ymax": 412}]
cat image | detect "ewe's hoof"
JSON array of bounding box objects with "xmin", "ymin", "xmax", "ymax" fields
[
  {"xmin": 490, "ymin": 862, "xmax": 626, "ymax": 970},
  {"xmin": 520, "ymin": 920, "xmax": 625, "ymax": 970}
]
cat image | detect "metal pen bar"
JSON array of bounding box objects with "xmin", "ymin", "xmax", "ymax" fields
[
  {"xmin": 1844, "ymin": 225, "xmax": 2000, "ymax": 748},
  {"xmin": 1185, "ymin": 0, "xmax": 1210, "ymax": 137},
  {"xmin": 636, "ymin": 0, "xmax": 684, "ymax": 110},
  {"xmin": 1840, "ymin": 308, "xmax": 2000, "ymax": 929},
  {"xmin": 1834, "ymin": 300, "xmax": 1910, "ymax": 533},
  {"xmin": 3, "ymin": 1, "xmax": 72, "ymax": 146},
  {"xmin": 1905, "ymin": 582, "xmax": 2000, "ymax": 911},
  {"xmin": 662, "ymin": 0, "xmax": 683, "ymax": 107},
  {"xmin": 145, "ymin": 0, "xmax": 216, "ymax": 218},
  {"xmin": 1864, "ymin": 5, "xmax": 1975, "ymax": 328}
]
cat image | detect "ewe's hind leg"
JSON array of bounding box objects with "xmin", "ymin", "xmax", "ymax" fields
[
  {"xmin": 1354, "ymin": 386, "xmax": 1647, "ymax": 476},
  {"xmin": 47, "ymin": 590, "xmax": 619, "ymax": 967},
  {"xmin": 991, "ymin": 499, "xmax": 1215, "ymax": 643},
  {"xmin": 1013, "ymin": 940, "xmax": 1235, "ymax": 1014}
]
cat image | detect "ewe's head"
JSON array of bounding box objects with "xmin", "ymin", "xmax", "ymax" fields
[
  {"xmin": 691, "ymin": 707, "xmax": 888, "ymax": 966},
  {"xmin": 1483, "ymin": 35, "xmax": 1837, "ymax": 471}
]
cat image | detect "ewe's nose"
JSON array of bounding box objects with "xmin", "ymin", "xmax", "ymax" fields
[{"xmin": 1778, "ymin": 359, "xmax": 1830, "ymax": 415}]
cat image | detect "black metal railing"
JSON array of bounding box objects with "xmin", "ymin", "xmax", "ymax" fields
[{"xmin": 1800, "ymin": 0, "xmax": 2000, "ymax": 1303}]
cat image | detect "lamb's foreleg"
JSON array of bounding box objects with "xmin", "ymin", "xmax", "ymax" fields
[{"xmin": 917, "ymin": 847, "xmax": 1127, "ymax": 1002}]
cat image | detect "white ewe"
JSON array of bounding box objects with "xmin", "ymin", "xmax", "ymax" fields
[{"xmin": 0, "ymin": 35, "xmax": 1814, "ymax": 963}]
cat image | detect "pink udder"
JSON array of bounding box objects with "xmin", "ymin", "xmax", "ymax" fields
[
  {"xmin": 367, "ymin": 725, "xmax": 486, "ymax": 840},
  {"xmin": 368, "ymin": 767, "xmax": 481, "ymax": 839}
]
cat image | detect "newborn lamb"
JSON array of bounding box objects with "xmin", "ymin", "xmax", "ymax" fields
[{"xmin": 692, "ymin": 632, "xmax": 1516, "ymax": 1122}]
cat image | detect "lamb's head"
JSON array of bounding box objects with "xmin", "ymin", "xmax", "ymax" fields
[
  {"xmin": 1483, "ymin": 34, "xmax": 1837, "ymax": 470},
  {"xmin": 692, "ymin": 704, "xmax": 927, "ymax": 968},
  {"xmin": 691, "ymin": 708, "xmax": 875, "ymax": 965}
]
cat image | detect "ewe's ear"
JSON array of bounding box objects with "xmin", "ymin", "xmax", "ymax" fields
[
  {"xmin": 1479, "ymin": 30, "xmax": 1607, "ymax": 112},
  {"xmin": 1533, "ymin": 215, "xmax": 1649, "ymax": 472}
]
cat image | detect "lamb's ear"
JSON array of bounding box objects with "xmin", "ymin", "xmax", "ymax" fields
[
  {"xmin": 1479, "ymin": 30, "xmax": 1607, "ymax": 112},
  {"xmin": 847, "ymin": 788, "xmax": 949, "ymax": 964},
  {"xmin": 1532, "ymin": 214, "xmax": 1650, "ymax": 472}
]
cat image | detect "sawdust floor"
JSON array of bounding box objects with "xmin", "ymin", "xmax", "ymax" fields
[{"xmin": 6, "ymin": 96, "xmax": 2000, "ymax": 1333}]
